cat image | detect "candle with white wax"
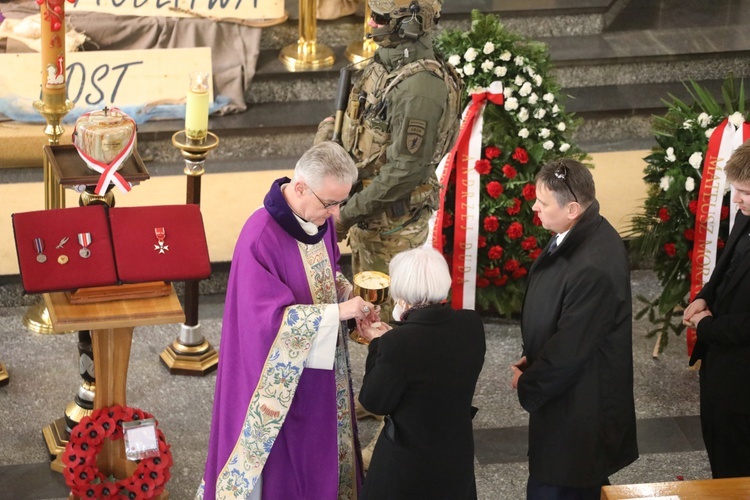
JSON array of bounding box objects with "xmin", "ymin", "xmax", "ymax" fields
[{"xmin": 37, "ymin": 0, "xmax": 68, "ymax": 97}]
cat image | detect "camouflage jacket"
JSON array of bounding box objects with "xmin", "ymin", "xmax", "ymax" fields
[{"xmin": 337, "ymin": 33, "xmax": 457, "ymax": 230}]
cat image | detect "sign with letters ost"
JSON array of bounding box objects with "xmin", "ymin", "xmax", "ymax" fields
[
  {"xmin": 69, "ymin": 0, "xmax": 283, "ymax": 21},
  {"xmin": 0, "ymin": 47, "xmax": 212, "ymax": 113}
]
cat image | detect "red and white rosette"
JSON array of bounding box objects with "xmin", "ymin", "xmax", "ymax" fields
[
  {"xmin": 72, "ymin": 107, "xmax": 135, "ymax": 196},
  {"xmin": 687, "ymin": 116, "xmax": 750, "ymax": 355},
  {"xmin": 428, "ymin": 82, "xmax": 504, "ymax": 310}
]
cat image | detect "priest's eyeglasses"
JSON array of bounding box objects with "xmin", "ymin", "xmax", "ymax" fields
[
  {"xmin": 309, "ymin": 187, "xmax": 348, "ymax": 209},
  {"xmin": 553, "ymin": 163, "xmax": 579, "ymax": 203}
]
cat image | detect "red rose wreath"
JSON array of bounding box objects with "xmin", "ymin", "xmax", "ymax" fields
[{"xmin": 62, "ymin": 405, "xmax": 173, "ymax": 499}]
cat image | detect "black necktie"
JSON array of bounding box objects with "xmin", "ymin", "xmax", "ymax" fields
[{"xmin": 549, "ymin": 237, "xmax": 559, "ymax": 253}]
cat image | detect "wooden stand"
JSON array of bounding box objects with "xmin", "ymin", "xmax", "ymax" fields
[
  {"xmin": 601, "ymin": 476, "xmax": 750, "ymax": 499},
  {"xmin": 43, "ymin": 289, "xmax": 184, "ymax": 498}
]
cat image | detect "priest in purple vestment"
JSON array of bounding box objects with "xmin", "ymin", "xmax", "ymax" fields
[{"xmin": 197, "ymin": 142, "xmax": 373, "ymax": 499}]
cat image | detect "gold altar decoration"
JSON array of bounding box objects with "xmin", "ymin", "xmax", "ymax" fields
[
  {"xmin": 345, "ymin": 2, "xmax": 377, "ymax": 64},
  {"xmin": 280, "ymin": 0, "xmax": 334, "ymax": 71}
]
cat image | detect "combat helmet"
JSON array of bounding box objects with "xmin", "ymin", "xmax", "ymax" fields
[{"xmin": 368, "ymin": 0, "xmax": 442, "ymax": 47}]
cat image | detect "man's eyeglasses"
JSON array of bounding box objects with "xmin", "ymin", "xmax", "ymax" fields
[
  {"xmin": 309, "ymin": 187, "xmax": 348, "ymax": 209},
  {"xmin": 554, "ymin": 163, "xmax": 579, "ymax": 203},
  {"xmin": 370, "ymin": 11, "xmax": 391, "ymax": 25}
]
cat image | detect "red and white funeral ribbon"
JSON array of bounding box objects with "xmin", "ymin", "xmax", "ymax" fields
[
  {"xmin": 429, "ymin": 82, "xmax": 504, "ymax": 310},
  {"xmin": 72, "ymin": 108, "xmax": 135, "ymax": 196},
  {"xmin": 687, "ymin": 117, "xmax": 750, "ymax": 355}
]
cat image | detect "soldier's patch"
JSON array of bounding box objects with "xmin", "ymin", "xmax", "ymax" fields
[{"xmin": 405, "ymin": 118, "xmax": 427, "ymax": 154}]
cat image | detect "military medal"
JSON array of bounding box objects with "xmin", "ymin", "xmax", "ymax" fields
[
  {"xmin": 56, "ymin": 236, "xmax": 69, "ymax": 249},
  {"xmin": 58, "ymin": 255, "xmax": 69, "ymax": 265},
  {"xmin": 154, "ymin": 227, "xmax": 169, "ymax": 254},
  {"xmin": 78, "ymin": 232, "xmax": 92, "ymax": 258},
  {"xmin": 34, "ymin": 238, "xmax": 47, "ymax": 263}
]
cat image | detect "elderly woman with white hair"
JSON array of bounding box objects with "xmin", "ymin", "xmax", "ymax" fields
[{"xmin": 357, "ymin": 247, "xmax": 486, "ymax": 500}]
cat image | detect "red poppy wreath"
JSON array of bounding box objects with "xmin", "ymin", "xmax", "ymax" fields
[{"xmin": 62, "ymin": 405, "xmax": 173, "ymax": 499}]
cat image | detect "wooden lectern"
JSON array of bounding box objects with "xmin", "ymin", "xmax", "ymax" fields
[
  {"xmin": 601, "ymin": 476, "xmax": 750, "ymax": 499},
  {"xmin": 44, "ymin": 289, "xmax": 184, "ymax": 499}
]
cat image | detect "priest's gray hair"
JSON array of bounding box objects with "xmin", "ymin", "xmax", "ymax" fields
[
  {"xmin": 293, "ymin": 141, "xmax": 358, "ymax": 190},
  {"xmin": 389, "ymin": 247, "xmax": 451, "ymax": 307}
]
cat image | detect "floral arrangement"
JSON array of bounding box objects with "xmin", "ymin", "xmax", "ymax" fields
[
  {"xmin": 435, "ymin": 11, "xmax": 588, "ymax": 315},
  {"xmin": 62, "ymin": 405, "xmax": 173, "ymax": 499},
  {"xmin": 628, "ymin": 78, "xmax": 747, "ymax": 353}
]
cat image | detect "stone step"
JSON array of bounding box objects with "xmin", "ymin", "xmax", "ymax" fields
[
  {"xmin": 263, "ymin": 0, "xmax": 632, "ymax": 51},
  {"xmin": 249, "ymin": 22, "xmax": 750, "ymax": 105}
]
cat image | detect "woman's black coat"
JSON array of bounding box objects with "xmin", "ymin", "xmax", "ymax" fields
[{"xmin": 358, "ymin": 304, "xmax": 486, "ymax": 500}]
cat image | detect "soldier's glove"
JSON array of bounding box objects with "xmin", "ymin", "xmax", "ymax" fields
[
  {"xmin": 335, "ymin": 218, "xmax": 349, "ymax": 242},
  {"xmin": 314, "ymin": 118, "xmax": 335, "ymax": 145}
]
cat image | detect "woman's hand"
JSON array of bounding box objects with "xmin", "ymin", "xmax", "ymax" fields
[{"xmin": 358, "ymin": 321, "xmax": 392, "ymax": 342}]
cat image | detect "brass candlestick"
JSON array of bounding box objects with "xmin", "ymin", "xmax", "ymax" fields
[
  {"xmin": 280, "ymin": 0, "xmax": 334, "ymax": 71},
  {"xmin": 159, "ymin": 130, "xmax": 219, "ymax": 375},
  {"xmin": 349, "ymin": 271, "xmax": 390, "ymax": 345},
  {"xmin": 23, "ymin": 94, "xmax": 74, "ymax": 335},
  {"xmin": 345, "ymin": 3, "xmax": 377, "ymax": 64}
]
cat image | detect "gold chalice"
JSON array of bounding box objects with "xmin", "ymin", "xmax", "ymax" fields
[{"xmin": 350, "ymin": 270, "xmax": 390, "ymax": 345}]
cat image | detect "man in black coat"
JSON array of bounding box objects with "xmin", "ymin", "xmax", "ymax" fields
[
  {"xmin": 510, "ymin": 159, "xmax": 638, "ymax": 500},
  {"xmin": 684, "ymin": 139, "xmax": 750, "ymax": 479}
]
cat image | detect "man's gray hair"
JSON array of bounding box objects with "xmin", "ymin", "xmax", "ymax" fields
[
  {"xmin": 292, "ymin": 141, "xmax": 358, "ymax": 190},
  {"xmin": 389, "ymin": 247, "xmax": 451, "ymax": 306}
]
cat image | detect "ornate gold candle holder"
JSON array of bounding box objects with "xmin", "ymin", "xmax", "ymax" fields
[
  {"xmin": 23, "ymin": 94, "xmax": 74, "ymax": 335},
  {"xmin": 345, "ymin": 3, "xmax": 377, "ymax": 64},
  {"xmin": 159, "ymin": 130, "xmax": 220, "ymax": 375},
  {"xmin": 280, "ymin": 0, "xmax": 334, "ymax": 71}
]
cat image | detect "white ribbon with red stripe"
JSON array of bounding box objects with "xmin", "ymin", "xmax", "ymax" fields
[
  {"xmin": 72, "ymin": 107, "xmax": 135, "ymax": 196},
  {"xmin": 428, "ymin": 82, "xmax": 504, "ymax": 310},
  {"xmin": 687, "ymin": 117, "xmax": 750, "ymax": 355}
]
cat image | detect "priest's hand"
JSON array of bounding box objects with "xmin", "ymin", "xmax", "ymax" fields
[{"xmin": 338, "ymin": 296, "xmax": 375, "ymax": 321}]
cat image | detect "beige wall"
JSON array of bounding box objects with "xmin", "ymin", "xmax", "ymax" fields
[{"xmin": 0, "ymin": 150, "xmax": 649, "ymax": 276}]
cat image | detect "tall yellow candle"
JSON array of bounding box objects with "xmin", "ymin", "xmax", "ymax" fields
[
  {"xmin": 185, "ymin": 71, "xmax": 210, "ymax": 141},
  {"xmin": 37, "ymin": 0, "xmax": 68, "ymax": 97}
]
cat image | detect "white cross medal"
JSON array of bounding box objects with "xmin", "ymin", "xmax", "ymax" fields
[
  {"xmin": 154, "ymin": 227, "xmax": 169, "ymax": 254},
  {"xmin": 78, "ymin": 232, "xmax": 92, "ymax": 258}
]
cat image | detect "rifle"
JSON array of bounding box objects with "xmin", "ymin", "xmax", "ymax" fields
[{"xmin": 331, "ymin": 66, "xmax": 353, "ymax": 145}]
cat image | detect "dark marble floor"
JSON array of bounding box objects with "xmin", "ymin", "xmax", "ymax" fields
[{"xmin": 0, "ymin": 270, "xmax": 713, "ymax": 499}]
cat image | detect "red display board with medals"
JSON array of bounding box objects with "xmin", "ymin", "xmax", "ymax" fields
[
  {"xmin": 109, "ymin": 204, "xmax": 211, "ymax": 283},
  {"xmin": 12, "ymin": 205, "xmax": 117, "ymax": 293},
  {"xmin": 11, "ymin": 204, "xmax": 210, "ymax": 294}
]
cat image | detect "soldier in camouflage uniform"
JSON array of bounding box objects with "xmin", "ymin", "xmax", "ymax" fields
[{"xmin": 316, "ymin": 0, "xmax": 461, "ymax": 322}]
